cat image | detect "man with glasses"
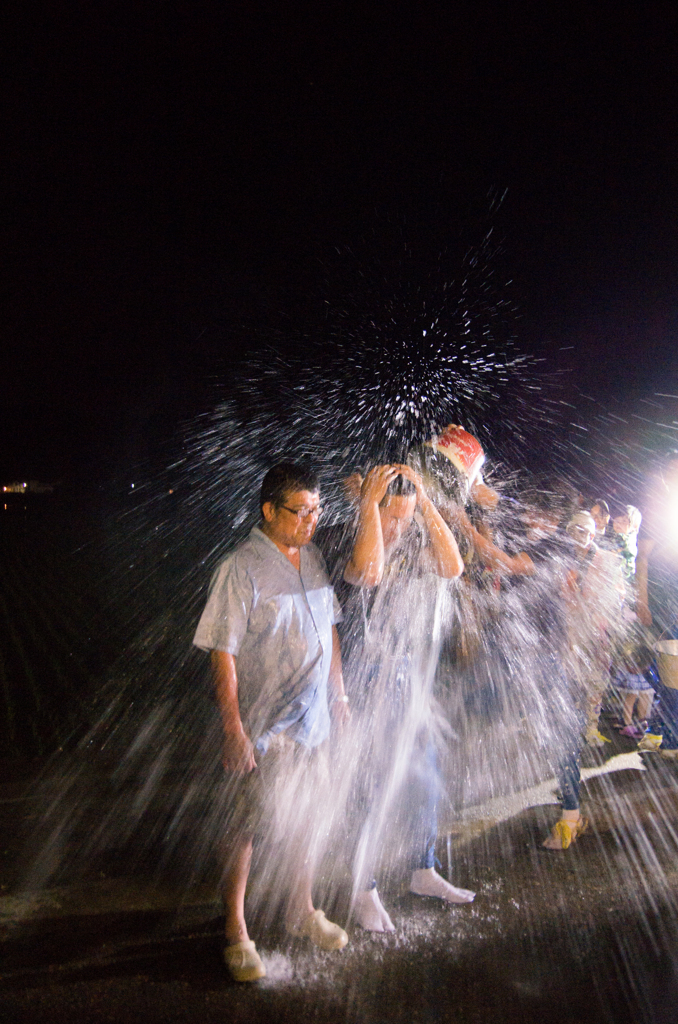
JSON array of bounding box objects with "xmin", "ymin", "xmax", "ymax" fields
[{"xmin": 193, "ymin": 462, "xmax": 349, "ymax": 981}]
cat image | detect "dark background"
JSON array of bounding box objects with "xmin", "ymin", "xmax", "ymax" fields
[{"xmin": 3, "ymin": 1, "xmax": 678, "ymax": 486}]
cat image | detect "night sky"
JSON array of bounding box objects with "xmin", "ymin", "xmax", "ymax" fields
[{"xmin": 3, "ymin": 2, "xmax": 678, "ymax": 484}]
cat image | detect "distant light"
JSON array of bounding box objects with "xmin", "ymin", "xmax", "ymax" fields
[
  {"xmin": 168, "ymin": 488, "xmax": 174, "ymax": 494},
  {"xmin": 131, "ymin": 483, "xmax": 135, "ymax": 489}
]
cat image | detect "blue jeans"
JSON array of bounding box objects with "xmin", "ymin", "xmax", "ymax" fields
[
  {"xmin": 404, "ymin": 732, "xmax": 439, "ymax": 870},
  {"xmin": 553, "ymin": 683, "xmax": 585, "ymax": 812},
  {"xmin": 557, "ymin": 731, "xmax": 583, "ymax": 811},
  {"xmin": 351, "ymin": 658, "xmax": 440, "ymax": 886}
]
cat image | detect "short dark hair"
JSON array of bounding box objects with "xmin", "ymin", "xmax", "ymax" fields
[
  {"xmin": 380, "ymin": 473, "xmax": 416, "ymax": 506},
  {"xmin": 260, "ymin": 463, "xmax": 319, "ymax": 514},
  {"xmin": 590, "ymin": 499, "xmax": 610, "ymax": 515}
]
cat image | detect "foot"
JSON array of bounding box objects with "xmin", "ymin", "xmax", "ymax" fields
[
  {"xmin": 353, "ymin": 888, "xmax": 395, "ymax": 932},
  {"xmin": 287, "ymin": 909, "xmax": 348, "ymax": 951},
  {"xmin": 660, "ymin": 748, "xmax": 678, "ymax": 761},
  {"xmin": 223, "ymin": 940, "xmax": 266, "ymax": 982},
  {"xmin": 638, "ymin": 732, "xmax": 663, "ymax": 752},
  {"xmin": 542, "ymin": 815, "xmax": 589, "ymax": 850},
  {"xmin": 619, "ymin": 723, "xmax": 644, "ymax": 739},
  {"xmin": 585, "ymin": 728, "xmax": 611, "ymax": 747},
  {"xmin": 409, "ymin": 867, "xmax": 475, "ymax": 904}
]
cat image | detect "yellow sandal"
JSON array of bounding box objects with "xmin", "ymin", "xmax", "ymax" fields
[{"xmin": 542, "ymin": 816, "xmax": 589, "ymax": 850}]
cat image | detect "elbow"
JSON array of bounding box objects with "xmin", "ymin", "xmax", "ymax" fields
[
  {"xmin": 344, "ymin": 561, "xmax": 383, "ymax": 588},
  {"xmin": 439, "ymin": 559, "xmax": 464, "ymax": 580}
]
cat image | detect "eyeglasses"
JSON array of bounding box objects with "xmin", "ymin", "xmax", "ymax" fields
[{"xmin": 280, "ymin": 505, "xmax": 324, "ymax": 520}]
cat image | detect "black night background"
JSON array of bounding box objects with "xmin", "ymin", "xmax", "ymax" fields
[{"xmin": 3, "ymin": 3, "xmax": 678, "ymax": 486}]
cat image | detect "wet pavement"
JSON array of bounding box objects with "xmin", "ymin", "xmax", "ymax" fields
[{"xmin": 3, "ymin": 726, "xmax": 678, "ymax": 1024}]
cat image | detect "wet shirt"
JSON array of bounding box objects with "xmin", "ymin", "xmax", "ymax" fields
[
  {"xmin": 315, "ymin": 519, "xmax": 445, "ymax": 720},
  {"xmin": 315, "ymin": 520, "xmax": 428, "ymax": 659},
  {"xmin": 193, "ymin": 527, "xmax": 342, "ymax": 753},
  {"xmin": 610, "ymin": 532, "xmax": 637, "ymax": 580}
]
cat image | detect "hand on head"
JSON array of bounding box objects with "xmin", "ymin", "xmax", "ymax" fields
[
  {"xmin": 391, "ymin": 463, "xmax": 426, "ymax": 503},
  {"xmin": 359, "ymin": 465, "xmax": 401, "ymax": 506}
]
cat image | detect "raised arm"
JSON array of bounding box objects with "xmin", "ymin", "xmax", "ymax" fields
[
  {"xmin": 635, "ymin": 538, "xmax": 656, "ymax": 627},
  {"xmin": 211, "ymin": 650, "xmax": 257, "ymax": 774},
  {"xmin": 343, "ymin": 465, "xmax": 400, "ymax": 587},
  {"xmin": 395, "ymin": 464, "xmax": 464, "ymax": 579},
  {"xmin": 445, "ymin": 503, "xmax": 534, "ymax": 576}
]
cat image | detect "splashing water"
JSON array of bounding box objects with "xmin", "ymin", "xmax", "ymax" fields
[{"xmin": 10, "ymin": 241, "xmax": 678, "ymax": 1023}]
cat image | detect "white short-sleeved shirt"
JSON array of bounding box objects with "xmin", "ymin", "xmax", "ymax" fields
[{"xmin": 193, "ymin": 527, "xmax": 342, "ymax": 752}]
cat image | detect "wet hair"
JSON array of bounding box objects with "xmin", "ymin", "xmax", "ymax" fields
[
  {"xmin": 260, "ymin": 463, "xmax": 319, "ymax": 514},
  {"xmin": 614, "ymin": 504, "xmax": 642, "ymax": 535},
  {"xmin": 408, "ymin": 445, "xmax": 469, "ymax": 506},
  {"xmin": 380, "ymin": 474, "xmax": 416, "ymax": 506},
  {"xmin": 590, "ymin": 499, "xmax": 610, "ymax": 516}
]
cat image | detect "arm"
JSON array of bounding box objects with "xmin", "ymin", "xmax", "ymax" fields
[
  {"xmin": 343, "ymin": 465, "xmax": 399, "ymax": 586},
  {"xmin": 395, "ymin": 464, "xmax": 464, "ymax": 579},
  {"xmin": 328, "ymin": 625, "xmax": 350, "ymax": 728},
  {"xmin": 211, "ymin": 650, "xmax": 256, "ymax": 774},
  {"xmin": 448, "ymin": 504, "xmax": 534, "ymax": 576},
  {"xmin": 635, "ymin": 538, "xmax": 655, "ymax": 627}
]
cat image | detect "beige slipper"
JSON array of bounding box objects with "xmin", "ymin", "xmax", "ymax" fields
[
  {"xmin": 223, "ymin": 939, "xmax": 266, "ymax": 982},
  {"xmin": 287, "ymin": 909, "xmax": 348, "ymax": 951}
]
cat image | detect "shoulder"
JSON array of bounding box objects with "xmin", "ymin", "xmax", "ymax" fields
[{"xmin": 209, "ymin": 533, "xmax": 268, "ymax": 587}]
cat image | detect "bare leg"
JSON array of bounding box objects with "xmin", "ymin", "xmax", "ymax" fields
[
  {"xmin": 622, "ymin": 691, "xmax": 636, "ymax": 727},
  {"xmin": 285, "ymin": 864, "xmax": 315, "ymax": 929},
  {"xmin": 222, "ymin": 833, "xmax": 253, "ymax": 945},
  {"xmin": 285, "ymin": 854, "xmax": 349, "ymax": 950},
  {"xmin": 637, "ymin": 690, "xmax": 653, "ymax": 722}
]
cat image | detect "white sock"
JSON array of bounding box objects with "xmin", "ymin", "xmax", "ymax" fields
[
  {"xmin": 353, "ymin": 888, "xmax": 395, "ymax": 932},
  {"xmin": 410, "ymin": 867, "xmax": 475, "ymax": 904}
]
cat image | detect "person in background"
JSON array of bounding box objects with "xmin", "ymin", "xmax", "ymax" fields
[
  {"xmin": 611, "ymin": 637, "xmax": 655, "ymax": 739},
  {"xmin": 590, "ymin": 498, "xmax": 613, "ymax": 550},
  {"xmin": 543, "ymin": 510, "xmax": 619, "ymax": 848},
  {"xmin": 410, "ymin": 425, "xmax": 535, "ymax": 580},
  {"xmin": 611, "ymin": 505, "xmax": 642, "ymax": 580},
  {"xmin": 636, "ymin": 452, "xmax": 678, "ymax": 758}
]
